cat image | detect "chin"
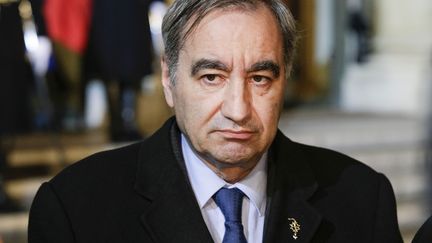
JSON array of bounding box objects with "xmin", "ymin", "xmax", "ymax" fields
[{"xmin": 212, "ymin": 147, "xmax": 258, "ymax": 164}]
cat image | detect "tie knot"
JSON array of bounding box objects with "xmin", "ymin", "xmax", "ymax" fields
[{"xmin": 213, "ymin": 187, "xmax": 245, "ymax": 222}]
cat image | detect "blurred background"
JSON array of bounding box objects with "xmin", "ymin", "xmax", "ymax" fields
[{"xmin": 0, "ymin": 0, "xmax": 431, "ymax": 242}]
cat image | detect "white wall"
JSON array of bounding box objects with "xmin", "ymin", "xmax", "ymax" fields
[
  {"xmin": 341, "ymin": 0, "xmax": 432, "ymax": 116},
  {"xmin": 374, "ymin": 0, "xmax": 432, "ymax": 54},
  {"xmin": 315, "ymin": 0, "xmax": 335, "ymax": 65}
]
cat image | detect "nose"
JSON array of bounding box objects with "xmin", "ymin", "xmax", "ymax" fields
[{"xmin": 221, "ymin": 79, "xmax": 251, "ymax": 123}]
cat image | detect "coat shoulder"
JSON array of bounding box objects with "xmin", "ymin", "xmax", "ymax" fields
[
  {"xmin": 273, "ymin": 132, "xmax": 388, "ymax": 196},
  {"xmin": 49, "ymin": 117, "xmax": 176, "ymax": 190},
  {"xmin": 305, "ymin": 142, "xmax": 373, "ymax": 166},
  {"xmin": 290, "ymin": 139, "xmax": 380, "ymax": 180},
  {"xmin": 49, "ymin": 141, "xmax": 143, "ymax": 193}
]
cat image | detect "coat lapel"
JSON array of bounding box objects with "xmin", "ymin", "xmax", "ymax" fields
[
  {"xmin": 263, "ymin": 131, "xmax": 323, "ymax": 243},
  {"xmin": 134, "ymin": 118, "xmax": 213, "ymax": 243}
]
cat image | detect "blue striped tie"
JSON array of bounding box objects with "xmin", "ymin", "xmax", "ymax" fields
[{"xmin": 213, "ymin": 188, "xmax": 247, "ymax": 243}]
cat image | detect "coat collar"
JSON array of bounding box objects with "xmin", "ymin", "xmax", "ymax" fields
[
  {"xmin": 134, "ymin": 117, "xmax": 213, "ymax": 243},
  {"xmin": 134, "ymin": 117, "xmax": 322, "ymax": 243}
]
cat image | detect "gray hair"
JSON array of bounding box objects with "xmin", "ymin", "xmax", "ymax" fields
[{"xmin": 162, "ymin": 0, "xmax": 297, "ymax": 83}]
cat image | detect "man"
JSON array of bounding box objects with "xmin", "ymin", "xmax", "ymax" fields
[{"xmin": 28, "ymin": 0, "xmax": 403, "ymax": 242}]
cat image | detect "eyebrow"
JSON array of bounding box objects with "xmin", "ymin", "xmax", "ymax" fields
[
  {"xmin": 247, "ymin": 60, "xmax": 280, "ymax": 78},
  {"xmin": 191, "ymin": 59, "xmax": 229, "ymax": 76},
  {"xmin": 190, "ymin": 58, "xmax": 280, "ymax": 78}
]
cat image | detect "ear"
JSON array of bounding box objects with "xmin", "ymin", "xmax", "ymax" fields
[{"xmin": 161, "ymin": 57, "xmax": 174, "ymax": 108}]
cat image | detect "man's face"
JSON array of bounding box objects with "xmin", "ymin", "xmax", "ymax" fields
[{"xmin": 162, "ymin": 6, "xmax": 286, "ymax": 169}]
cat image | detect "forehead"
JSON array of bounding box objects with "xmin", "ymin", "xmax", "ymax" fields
[{"xmin": 180, "ymin": 6, "xmax": 284, "ymax": 67}]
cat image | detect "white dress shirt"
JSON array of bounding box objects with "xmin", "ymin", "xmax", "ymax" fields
[{"xmin": 181, "ymin": 134, "xmax": 267, "ymax": 243}]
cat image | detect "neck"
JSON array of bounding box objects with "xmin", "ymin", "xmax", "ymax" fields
[{"xmin": 198, "ymin": 153, "xmax": 263, "ymax": 183}]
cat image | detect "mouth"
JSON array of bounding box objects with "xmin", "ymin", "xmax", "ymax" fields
[{"xmin": 215, "ymin": 129, "xmax": 256, "ymax": 140}]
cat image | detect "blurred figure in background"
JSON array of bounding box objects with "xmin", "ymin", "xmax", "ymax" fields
[
  {"xmin": 43, "ymin": 0, "xmax": 92, "ymax": 131},
  {"xmin": 0, "ymin": 1, "xmax": 33, "ymax": 136},
  {"xmin": 347, "ymin": 0, "xmax": 371, "ymax": 63},
  {"xmin": 43, "ymin": 0, "xmax": 164, "ymax": 141},
  {"xmin": 0, "ymin": 0, "xmax": 33, "ymax": 212},
  {"xmin": 83, "ymin": 0, "xmax": 163, "ymax": 141}
]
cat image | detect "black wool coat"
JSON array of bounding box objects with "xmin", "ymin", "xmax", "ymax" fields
[{"xmin": 29, "ymin": 117, "xmax": 403, "ymax": 243}]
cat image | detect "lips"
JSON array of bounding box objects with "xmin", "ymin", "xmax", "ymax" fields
[{"xmin": 216, "ymin": 129, "xmax": 255, "ymax": 140}]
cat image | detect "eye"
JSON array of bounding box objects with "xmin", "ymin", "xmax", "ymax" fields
[
  {"xmin": 204, "ymin": 74, "xmax": 217, "ymax": 82},
  {"xmin": 200, "ymin": 74, "xmax": 224, "ymax": 86},
  {"xmin": 251, "ymin": 75, "xmax": 271, "ymax": 85},
  {"xmin": 252, "ymin": 76, "xmax": 265, "ymax": 82}
]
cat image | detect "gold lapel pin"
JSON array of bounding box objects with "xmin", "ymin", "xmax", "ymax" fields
[{"xmin": 288, "ymin": 218, "xmax": 301, "ymax": 240}]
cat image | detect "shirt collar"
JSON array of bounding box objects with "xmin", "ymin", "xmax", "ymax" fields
[{"xmin": 181, "ymin": 134, "xmax": 267, "ymax": 216}]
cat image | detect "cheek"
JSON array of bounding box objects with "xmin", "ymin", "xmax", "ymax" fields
[
  {"xmin": 252, "ymin": 98, "xmax": 283, "ymax": 141},
  {"xmin": 177, "ymin": 95, "xmax": 214, "ymax": 130},
  {"xmin": 255, "ymin": 93, "xmax": 283, "ymax": 120},
  {"xmin": 263, "ymin": 105, "xmax": 281, "ymax": 129}
]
